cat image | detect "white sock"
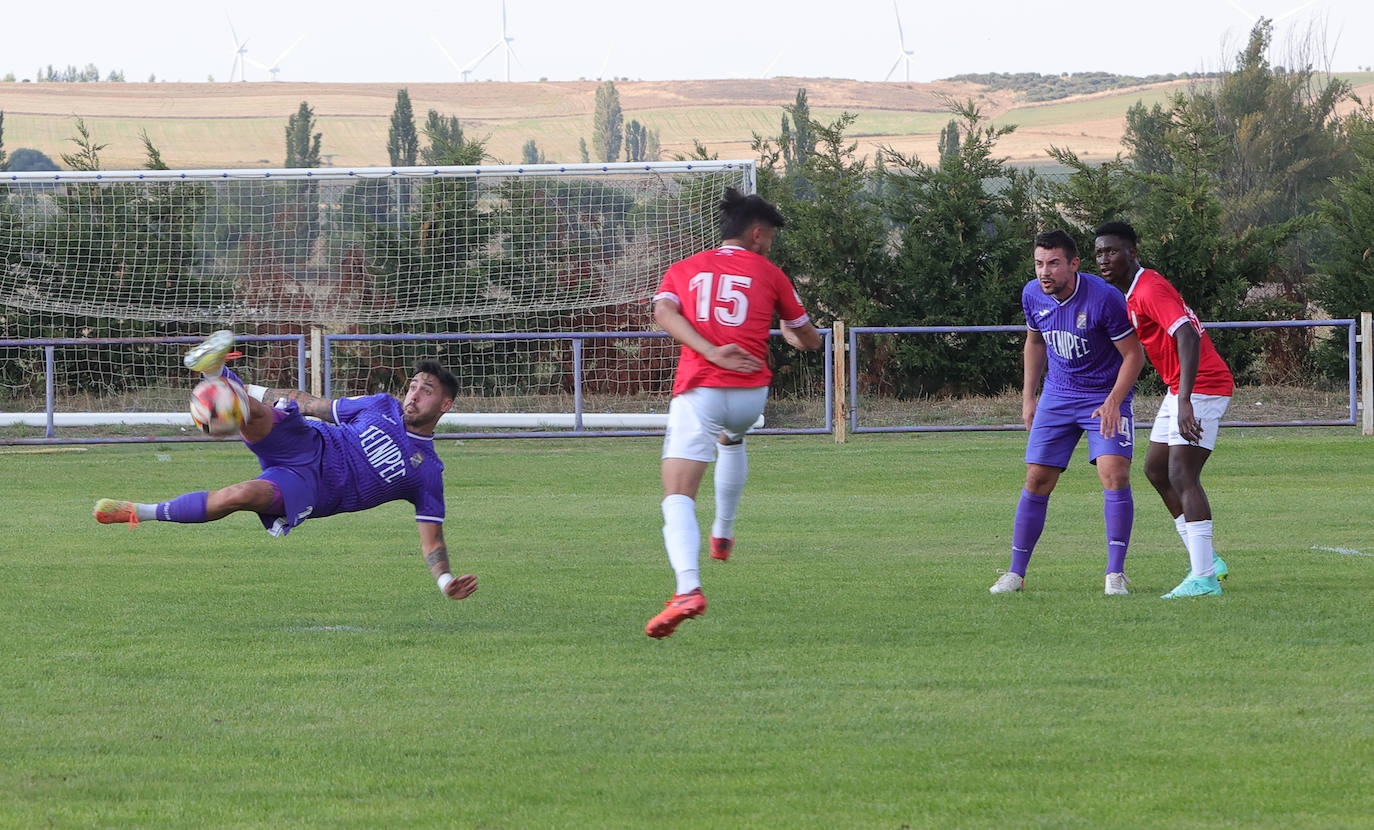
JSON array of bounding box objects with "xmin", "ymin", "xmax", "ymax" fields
[
  {"xmin": 661, "ymin": 494, "xmax": 700, "ymax": 594},
  {"xmin": 135, "ymin": 503, "xmax": 159, "ymax": 521},
  {"xmin": 1186, "ymin": 519, "xmax": 1215, "ymax": 578},
  {"xmin": 1173, "ymin": 514, "xmax": 1189, "ymax": 552},
  {"xmin": 711, "ymin": 441, "xmax": 748, "ymax": 541}
]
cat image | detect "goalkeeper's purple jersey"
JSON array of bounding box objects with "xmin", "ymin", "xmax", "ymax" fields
[
  {"xmin": 308, "ymin": 394, "xmax": 445, "ymax": 523},
  {"xmin": 1022, "ymin": 272, "xmax": 1135, "ymax": 398}
]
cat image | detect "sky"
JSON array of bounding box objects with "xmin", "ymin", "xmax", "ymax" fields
[{"xmin": 2, "ymin": 0, "xmax": 1370, "ymax": 85}]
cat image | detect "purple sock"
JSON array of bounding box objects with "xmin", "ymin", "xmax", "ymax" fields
[
  {"xmin": 1103, "ymin": 487, "xmax": 1133, "ymax": 573},
  {"xmin": 220, "ymin": 366, "xmax": 245, "ymax": 387},
  {"xmin": 1010, "ymin": 489, "xmax": 1049, "ymax": 576},
  {"xmin": 156, "ymin": 491, "xmax": 210, "ymax": 523}
]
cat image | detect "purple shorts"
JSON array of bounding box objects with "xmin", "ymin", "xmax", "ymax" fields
[
  {"xmin": 1025, "ymin": 390, "xmax": 1134, "ymax": 468},
  {"xmin": 244, "ymin": 402, "xmax": 324, "ymax": 536}
]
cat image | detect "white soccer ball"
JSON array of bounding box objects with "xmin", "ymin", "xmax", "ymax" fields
[{"xmin": 190, "ymin": 376, "xmax": 249, "ymax": 436}]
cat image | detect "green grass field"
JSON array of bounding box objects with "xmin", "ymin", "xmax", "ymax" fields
[{"xmin": 3, "ymin": 430, "xmax": 1372, "ymax": 828}]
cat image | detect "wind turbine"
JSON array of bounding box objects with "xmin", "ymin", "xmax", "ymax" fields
[
  {"xmin": 762, "ymin": 50, "xmax": 784, "ymax": 79},
  {"xmin": 434, "ymin": 2, "xmax": 521, "ymax": 82},
  {"xmin": 432, "ymin": 35, "xmax": 496, "ymax": 82},
  {"xmin": 248, "ymin": 34, "xmax": 310, "ymax": 80},
  {"xmin": 475, "ymin": 0, "xmax": 521, "ymax": 81},
  {"xmin": 226, "ymin": 18, "xmax": 250, "ymax": 82},
  {"xmin": 1225, "ymin": 0, "xmax": 1320, "ymax": 23},
  {"xmin": 884, "ymin": 0, "xmax": 916, "ymax": 82},
  {"xmin": 246, "ymin": 34, "xmax": 306, "ymax": 81}
]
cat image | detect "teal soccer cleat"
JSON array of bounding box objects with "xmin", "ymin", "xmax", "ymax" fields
[
  {"xmin": 1161, "ymin": 574, "xmax": 1223, "ymax": 599},
  {"xmin": 1213, "ymin": 554, "xmax": 1228, "ymax": 580}
]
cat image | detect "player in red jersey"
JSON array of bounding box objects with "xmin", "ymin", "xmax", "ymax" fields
[
  {"xmin": 1095, "ymin": 221, "xmax": 1234, "ymax": 598},
  {"xmin": 643, "ymin": 188, "xmax": 821, "ymax": 638}
]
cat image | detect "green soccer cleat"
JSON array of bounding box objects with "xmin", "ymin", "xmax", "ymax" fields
[
  {"xmin": 1213, "ymin": 554, "xmax": 1228, "ymax": 580},
  {"xmin": 183, "ymin": 330, "xmax": 236, "ymax": 375},
  {"xmin": 1161, "ymin": 574, "xmax": 1223, "ymax": 599}
]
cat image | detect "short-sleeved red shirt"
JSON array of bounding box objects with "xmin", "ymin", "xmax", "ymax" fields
[
  {"xmin": 1126, "ymin": 267, "xmax": 1234, "ymax": 396},
  {"xmin": 654, "ymin": 245, "xmax": 810, "ymax": 396}
]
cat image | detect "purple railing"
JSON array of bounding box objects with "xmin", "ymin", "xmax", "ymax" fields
[
  {"xmin": 322, "ymin": 329, "xmax": 835, "ymax": 440},
  {"xmin": 0, "ymin": 320, "xmax": 1361, "ymax": 444},
  {"xmin": 846, "ymin": 319, "xmax": 1360, "ymax": 433},
  {"xmin": 0, "ymin": 334, "xmax": 307, "ymax": 444}
]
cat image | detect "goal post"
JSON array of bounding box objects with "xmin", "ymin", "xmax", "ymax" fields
[{"xmin": 0, "ymin": 160, "xmax": 827, "ymax": 440}]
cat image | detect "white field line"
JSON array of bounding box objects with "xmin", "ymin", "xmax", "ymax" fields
[{"xmin": 1311, "ymin": 545, "xmax": 1372, "ymax": 557}]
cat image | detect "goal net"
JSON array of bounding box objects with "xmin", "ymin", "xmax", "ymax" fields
[{"xmin": 0, "ymin": 160, "xmax": 825, "ymax": 439}]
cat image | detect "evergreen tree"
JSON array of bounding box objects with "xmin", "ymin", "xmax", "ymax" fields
[
  {"xmin": 60, "ymin": 118, "xmax": 106, "ymax": 171},
  {"xmin": 1035, "ymin": 146, "xmax": 1132, "ymax": 248},
  {"xmin": 591, "ymin": 81, "xmax": 623, "ymax": 162},
  {"xmin": 0, "ymin": 111, "xmax": 7, "ymax": 170},
  {"xmin": 387, "ymin": 88, "xmax": 419, "ymax": 167},
  {"xmin": 1123, "ymin": 100, "xmax": 1173, "ymax": 175},
  {"xmin": 284, "ymin": 101, "xmax": 322, "ymax": 168},
  {"xmin": 420, "ymin": 110, "xmax": 465, "ymax": 165},
  {"xmin": 937, "ymin": 119, "xmax": 960, "ymax": 162},
  {"xmin": 624, "ymin": 119, "xmax": 655, "ymax": 162},
  {"xmin": 782, "ymin": 88, "xmax": 813, "ymax": 174},
  {"xmin": 1315, "ymin": 112, "xmax": 1374, "ymax": 321},
  {"xmin": 754, "ymin": 109, "xmax": 888, "ymax": 329},
  {"xmin": 140, "ymin": 129, "xmax": 168, "ymax": 170},
  {"xmin": 876, "ymin": 100, "xmax": 1035, "ymax": 395},
  {"xmin": 578, "ymin": 137, "xmax": 590, "ymax": 164},
  {"xmin": 521, "ymin": 139, "xmax": 546, "ymax": 165},
  {"xmin": 1204, "ymin": 19, "xmax": 1352, "ymax": 231}
]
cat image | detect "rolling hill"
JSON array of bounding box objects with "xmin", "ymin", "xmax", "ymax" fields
[{"xmin": 2, "ymin": 75, "xmax": 1371, "ymax": 171}]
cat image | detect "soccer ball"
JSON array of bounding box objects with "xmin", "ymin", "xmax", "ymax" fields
[{"xmin": 189, "ymin": 376, "xmax": 249, "ymax": 436}]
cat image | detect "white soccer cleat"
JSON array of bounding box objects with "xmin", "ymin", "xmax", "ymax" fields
[
  {"xmin": 1104, "ymin": 572, "xmax": 1131, "ymax": 596},
  {"xmin": 989, "ymin": 570, "xmax": 1024, "ymax": 593}
]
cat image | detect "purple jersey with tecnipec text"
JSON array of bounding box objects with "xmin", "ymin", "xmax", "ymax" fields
[
  {"xmin": 1022, "ymin": 272, "xmax": 1135, "ymax": 398},
  {"xmin": 308, "ymin": 394, "xmax": 445, "ymax": 522}
]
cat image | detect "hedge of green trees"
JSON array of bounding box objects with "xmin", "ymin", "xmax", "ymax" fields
[{"xmin": 695, "ymin": 21, "xmax": 1374, "ymax": 396}]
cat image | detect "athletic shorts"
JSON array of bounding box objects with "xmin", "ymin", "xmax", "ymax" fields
[
  {"xmin": 662, "ymin": 386, "xmax": 769, "ymax": 462},
  {"xmin": 1149, "ymin": 391, "xmax": 1230, "ymax": 450},
  {"xmin": 244, "ymin": 401, "xmax": 325, "ymax": 536},
  {"xmin": 1025, "ymin": 390, "xmax": 1135, "ymax": 468}
]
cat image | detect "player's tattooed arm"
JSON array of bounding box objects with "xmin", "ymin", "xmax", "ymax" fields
[
  {"xmin": 262, "ymin": 388, "xmax": 336, "ymax": 422},
  {"xmin": 419, "ymin": 521, "xmax": 478, "ymax": 599},
  {"xmin": 423, "ymin": 545, "xmax": 452, "ymax": 580}
]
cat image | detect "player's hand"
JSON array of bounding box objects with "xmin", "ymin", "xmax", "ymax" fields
[
  {"xmin": 1177, "ymin": 399, "xmax": 1203, "ymax": 443},
  {"xmin": 1021, "ymin": 399, "xmax": 1037, "ymax": 431},
  {"xmin": 707, "ymin": 343, "xmax": 764, "ymax": 374},
  {"xmin": 1093, "ymin": 402, "xmax": 1124, "ymax": 438},
  {"xmin": 443, "ymin": 573, "xmax": 478, "ymax": 600}
]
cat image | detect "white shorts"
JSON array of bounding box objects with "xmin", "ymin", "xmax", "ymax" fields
[
  {"xmin": 662, "ymin": 386, "xmax": 769, "ymax": 462},
  {"xmin": 1149, "ymin": 391, "xmax": 1231, "ymax": 450}
]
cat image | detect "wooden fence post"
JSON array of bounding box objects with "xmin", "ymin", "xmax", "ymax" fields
[{"xmin": 833, "ymin": 321, "xmax": 847, "ymax": 443}]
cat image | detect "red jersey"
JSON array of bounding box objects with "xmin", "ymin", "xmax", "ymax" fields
[
  {"xmin": 1125, "ymin": 267, "xmax": 1234, "ymax": 396},
  {"xmin": 654, "ymin": 245, "xmax": 810, "ymax": 396}
]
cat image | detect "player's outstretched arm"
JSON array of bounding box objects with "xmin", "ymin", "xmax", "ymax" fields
[
  {"xmin": 781, "ymin": 320, "xmax": 822, "ymax": 351},
  {"xmin": 419, "ymin": 521, "xmax": 478, "ymax": 600},
  {"xmin": 262, "ymin": 388, "xmax": 337, "ymax": 423}
]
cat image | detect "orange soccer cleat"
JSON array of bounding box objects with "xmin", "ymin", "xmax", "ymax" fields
[
  {"xmin": 93, "ymin": 498, "xmax": 139, "ymax": 528},
  {"xmin": 709, "ymin": 536, "xmax": 734, "ymax": 562},
  {"xmin": 644, "ymin": 588, "xmax": 707, "ymax": 639}
]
